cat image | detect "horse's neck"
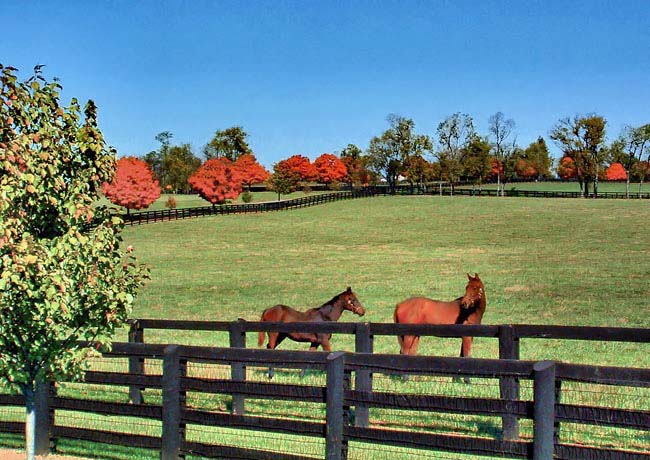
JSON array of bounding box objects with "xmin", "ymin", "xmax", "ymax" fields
[
  {"xmin": 317, "ymin": 302, "xmax": 343, "ymax": 321},
  {"xmin": 454, "ymin": 296, "xmax": 486, "ymax": 324}
]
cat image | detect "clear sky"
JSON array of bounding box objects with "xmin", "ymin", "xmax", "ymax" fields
[{"xmin": 2, "ymin": 0, "xmax": 649, "ymax": 168}]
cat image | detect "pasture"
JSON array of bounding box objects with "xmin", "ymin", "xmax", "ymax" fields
[
  {"xmin": 2, "ymin": 194, "xmax": 650, "ymax": 460},
  {"xmin": 122, "ymin": 195, "xmax": 650, "ymax": 366}
]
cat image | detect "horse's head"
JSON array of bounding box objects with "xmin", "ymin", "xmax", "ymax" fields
[
  {"xmin": 460, "ymin": 273, "xmax": 485, "ymax": 309},
  {"xmin": 341, "ymin": 287, "xmax": 365, "ymax": 316}
]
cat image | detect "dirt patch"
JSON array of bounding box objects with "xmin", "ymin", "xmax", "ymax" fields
[
  {"xmin": 503, "ymin": 285, "xmax": 531, "ymax": 293},
  {"xmin": 0, "ymin": 449, "xmax": 90, "ymax": 460}
]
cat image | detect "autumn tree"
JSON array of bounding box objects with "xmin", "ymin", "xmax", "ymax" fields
[
  {"xmin": 367, "ymin": 114, "xmax": 432, "ymax": 194},
  {"xmin": 488, "ymin": 112, "xmax": 516, "ymax": 196},
  {"xmin": 550, "ymin": 114, "xmax": 607, "ymax": 197},
  {"xmin": 436, "ymin": 113, "xmax": 475, "ymax": 194},
  {"xmin": 267, "ymin": 160, "xmax": 301, "ymax": 200},
  {"xmin": 102, "ymin": 157, "xmax": 161, "ymax": 214},
  {"xmin": 557, "ymin": 156, "xmax": 577, "ymax": 180},
  {"xmin": 0, "ymin": 64, "xmax": 147, "ymax": 460},
  {"xmin": 403, "ymin": 154, "xmax": 436, "ymax": 191},
  {"xmin": 521, "ymin": 137, "xmax": 553, "ymax": 180},
  {"xmin": 189, "ymin": 158, "xmax": 243, "ymax": 205},
  {"xmin": 605, "ymin": 163, "xmax": 627, "ymax": 181},
  {"xmin": 614, "ymin": 124, "xmax": 650, "ymax": 197},
  {"xmin": 203, "ymin": 126, "xmax": 253, "ymax": 161},
  {"xmin": 462, "ymin": 136, "xmax": 492, "ymax": 190},
  {"xmin": 234, "ymin": 153, "xmax": 270, "ymax": 190},
  {"xmin": 282, "ymin": 154, "xmax": 319, "ymax": 183},
  {"xmin": 314, "ymin": 153, "xmax": 348, "ymax": 187},
  {"xmin": 340, "ymin": 143, "xmax": 365, "ymax": 187}
]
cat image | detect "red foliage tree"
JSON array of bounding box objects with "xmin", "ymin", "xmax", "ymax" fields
[
  {"xmin": 234, "ymin": 154, "xmax": 270, "ymax": 189},
  {"xmin": 557, "ymin": 156, "xmax": 577, "ymax": 180},
  {"xmin": 314, "ymin": 153, "xmax": 347, "ymax": 185},
  {"xmin": 282, "ymin": 154, "xmax": 319, "ymax": 182},
  {"xmin": 188, "ymin": 158, "xmax": 243, "ymax": 204},
  {"xmin": 515, "ymin": 159, "xmax": 537, "ymax": 179},
  {"xmin": 605, "ymin": 162, "xmax": 627, "ymax": 181},
  {"xmin": 489, "ymin": 159, "xmax": 503, "ymax": 180},
  {"xmin": 102, "ymin": 157, "xmax": 161, "ymax": 213}
]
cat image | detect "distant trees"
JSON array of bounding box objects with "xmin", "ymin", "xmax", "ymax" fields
[
  {"xmin": 102, "ymin": 157, "xmax": 161, "ymax": 213},
  {"xmin": 436, "ymin": 113, "xmax": 475, "ymax": 193},
  {"xmin": 488, "ymin": 112, "xmax": 516, "ymax": 196},
  {"xmin": 550, "ymin": 114, "xmax": 607, "ymax": 197},
  {"xmin": 281, "ymin": 154, "xmax": 319, "ymax": 182},
  {"xmin": 143, "ymin": 132, "xmax": 201, "ymax": 193},
  {"xmin": 188, "ymin": 158, "xmax": 243, "ymax": 204},
  {"xmin": 366, "ymin": 114, "xmax": 432, "ymax": 194},
  {"xmin": 613, "ymin": 124, "xmax": 650, "ymax": 197},
  {"xmin": 203, "ymin": 126, "xmax": 253, "ymax": 161},
  {"xmin": 605, "ymin": 163, "xmax": 627, "ymax": 181},
  {"xmin": 234, "ymin": 154, "xmax": 270, "ymax": 190},
  {"xmin": 267, "ymin": 160, "xmax": 302, "ymax": 200}
]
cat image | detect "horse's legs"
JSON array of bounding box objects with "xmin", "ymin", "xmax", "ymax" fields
[
  {"xmin": 266, "ymin": 333, "xmax": 287, "ymax": 379},
  {"xmin": 458, "ymin": 336, "xmax": 473, "ymax": 384},
  {"xmin": 300, "ymin": 341, "xmax": 323, "ymax": 378},
  {"xmin": 402, "ymin": 335, "xmax": 420, "ymax": 355}
]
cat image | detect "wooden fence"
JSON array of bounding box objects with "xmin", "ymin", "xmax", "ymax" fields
[
  {"xmin": 1, "ymin": 341, "xmax": 649, "ymax": 460},
  {"xmin": 120, "ymin": 185, "xmax": 650, "ymax": 226}
]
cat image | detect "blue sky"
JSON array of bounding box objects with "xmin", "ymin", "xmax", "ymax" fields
[{"xmin": 2, "ymin": 0, "xmax": 649, "ymax": 168}]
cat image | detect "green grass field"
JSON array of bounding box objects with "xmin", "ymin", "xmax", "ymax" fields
[{"xmin": 2, "ymin": 194, "xmax": 650, "ymax": 459}]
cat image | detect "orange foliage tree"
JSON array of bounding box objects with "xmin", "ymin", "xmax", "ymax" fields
[
  {"xmin": 234, "ymin": 154, "xmax": 270, "ymax": 189},
  {"xmin": 515, "ymin": 158, "xmax": 537, "ymax": 179},
  {"xmin": 605, "ymin": 162, "xmax": 627, "ymax": 180},
  {"xmin": 188, "ymin": 158, "xmax": 242, "ymax": 204},
  {"xmin": 314, "ymin": 153, "xmax": 347, "ymax": 186},
  {"xmin": 282, "ymin": 154, "xmax": 319, "ymax": 182},
  {"xmin": 102, "ymin": 157, "xmax": 161, "ymax": 213},
  {"xmin": 557, "ymin": 156, "xmax": 577, "ymax": 179}
]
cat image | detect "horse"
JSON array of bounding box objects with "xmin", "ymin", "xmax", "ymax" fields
[
  {"xmin": 258, "ymin": 287, "xmax": 365, "ymax": 378},
  {"xmin": 393, "ymin": 274, "xmax": 486, "ymax": 363}
]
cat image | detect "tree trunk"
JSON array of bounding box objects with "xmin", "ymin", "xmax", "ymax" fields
[{"xmin": 23, "ymin": 386, "xmax": 36, "ymax": 460}]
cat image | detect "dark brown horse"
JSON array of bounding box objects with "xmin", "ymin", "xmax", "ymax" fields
[
  {"xmin": 394, "ymin": 273, "xmax": 486, "ymax": 360},
  {"xmin": 258, "ymin": 287, "xmax": 365, "ymax": 352}
]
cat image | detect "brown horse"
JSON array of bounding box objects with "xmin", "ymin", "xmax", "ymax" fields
[
  {"xmin": 394, "ymin": 273, "xmax": 486, "ymax": 360},
  {"xmin": 258, "ymin": 287, "xmax": 365, "ymax": 352}
]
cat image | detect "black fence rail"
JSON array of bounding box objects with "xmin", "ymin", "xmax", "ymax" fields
[
  {"xmin": 1, "ymin": 343, "xmax": 648, "ymax": 460},
  {"xmin": 120, "ymin": 184, "xmax": 650, "ymax": 226}
]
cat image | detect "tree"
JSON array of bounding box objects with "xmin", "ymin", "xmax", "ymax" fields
[
  {"xmin": 436, "ymin": 113, "xmax": 475, "ymax": 193},
  {"xmin": 162, "ymin": 143, "xmax": 201, "ymax": 193},
  {"xmin": 101, "ymin": 157, "xmax": 161, "ymax": 214},
  {"xmin": 0, "ymin": 64, "xmax": 147, "ymax": 460},
  {"xmin": 234, "ymin": 153, "xmax": 270, "ymax": 190},
  {"xmin": 314, "ymin": 153, "xmax": 347, "ymax": 187},
  {"xmin": 605, "ymin": 163, "xmax": 627, "ymax": 181},
  {"xmin": 203, "ymin": 126, "xmax": 253, "ymax": 161},
  {"xmin": 522, "ymin": 137, "xmax": 553, "ymax": 180},
  {"xmin": 550, "ymin": 114, "xmax": 607, "ymax": 197},
  {"xmin": 488, "ymin": 112, "xmax": 516, "ymax": 195},
  {"xmin": 188, "ymin": 158, "xmax": 243, "ymax": 204},
  {"xmin": 281, "ymin": 154, "xmax": 319, "ymax": 182},
  {"xmin": 367, "ymin": 114, "xmax": 432, "ymax": 194},
  {"xmin": 402, "ymin": 154, "xmax": 436, "ymax": 191},
  {"xmin": 615, "ymin": 124, "xmax": 650, "ymax": 197},
  {"xmin": 557, "ymin": 156, "xmax": 577, "ymax": 180},
  {"xmin": 340, "ymin": 144, "xmax": 365, "ymax": 188},
  {"xmin": 142, "ymin": 131, "xmax": 172, "ymax": 183},
  {"xmin": 462, "ymin": 136, "xmax": 492, "ymax": 190},
  {"xmin": 267, "ymin": 160, "xmax": 301, "ymax": 200}
]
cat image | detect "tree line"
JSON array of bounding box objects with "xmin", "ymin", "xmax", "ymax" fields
[{"xmin": 129, "ymin": 113, "xmax": 649, "ymax": 207}]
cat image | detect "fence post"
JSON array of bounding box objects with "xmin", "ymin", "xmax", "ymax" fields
[
  {"xmin": 326, "ymin": 352, "xmax": 346, "ymax": 460},
  {"xmin": 162, "ymin": 345, "xmax": 185, "ymax": 460},
  {"xmin": 498, "ymin": 325, "xmax": 520, "ymax": 440},
  {"xmin": 128, "ymin": 319, "xmax": 145, "ymax": 404},
  {"xmin": 354, "ymin": 323, "xmax": 373, "ymax": 428},
  {"xmin": 533, "ymin": 361, "xmax": 556, "ymax": 460},
  {"xmin": 228, "ymin": 320, "xmax": 247, "ymax": 415}
]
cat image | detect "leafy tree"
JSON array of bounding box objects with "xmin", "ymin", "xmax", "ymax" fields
[
  {"xmin": 314, "ymin": 153, "xmax": 347, "ymax": 187},
  {"xmin": 367, "ymin": 114, "xmax": 432, "ymax": 194},
  {"xmin": 521, "ymin": 137, "xmax": 553, "ymax": 180},
  {"xmin": 605, "ymin": 163, "xmax": 627, "ymax": 181},
  {"xmin": 203, "ymin": 126, "xmax": 253, "ymax": 161},
  {"xmin": 282, "ymin": 154, "xmax": 319, "ymax": 182},
  {"xmin": 0, "ymin": 64, "xmax": 147, "ymax": 460},
  {"xmin": 162, "ymin": 143, "xmax": 201, "ymax": 193},
  {"xmin": 234, "ymin": 153, "xmax": 270, "ymax": 190},
  {"xmin": 462, "ymin": 136, "xmax": 492, "ymax": 189},
  {"xmin": 614, "ymin": 124, "xmax": 650, "ymax": 197},
  {"xmin": 557, "ymin": 156, "xmax": 577, "ymax": 180},
  {"xmin": 142, "ymin": 131, "xmax": 172, "ymax": 183},
  {"xmin": 267, "ymin": 160, "xmax": 301, "ymax": 200},
  {"xmin": 340, "ymin": 144, "xmax": 365, "ymax": 187},
  {"xmin": 102, "ymin": 157, "xmax": 161, "ymax": 214},
  {"xmin": 402, "ymin": 154, "xmax": 436, "ymax": 191},
  {"xmin": 632, "ymin": 161, "xmax": 650, "ymax": 196},
  {"xmin": 436, "ymin": 113, "xmax": 475, "ymax": 193},
  {"xmin": 488, "ymin": 112, "xmax": 516, "ymax": 195},
  {"xmin": 188, "ymin": 158, "xmax": 242, "ymax": 204},
  {"xmin": 550, "ymin": 114, "xmax": 607, "ymax": 197}
]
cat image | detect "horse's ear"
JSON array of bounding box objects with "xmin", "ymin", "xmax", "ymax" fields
[
  {"xmin": 467, "ymin": 273, "xmax": 472, "ymax": 280},
  {"xmin": 474, "ymin": 273, "xmax": 480, "ymax": 280},
  {"xmin": 346, "ymin": 286, "xmax": 352, "ymax": 293}
]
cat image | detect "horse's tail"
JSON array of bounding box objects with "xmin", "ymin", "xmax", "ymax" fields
[
  {"xmin": 394, "ymin": 304, "xmax": 405, "ymax": 354},
  {"xmin": 258, "ymin": 309, "xmax": 269, "ymax": 347}
]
